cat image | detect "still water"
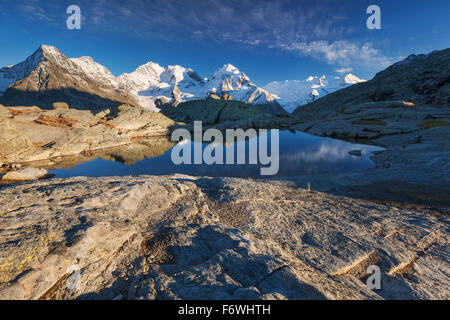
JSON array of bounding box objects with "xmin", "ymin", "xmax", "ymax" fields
[{"xmin": 49, "ymin": 130, "xmax": 384, "ymax": 179}]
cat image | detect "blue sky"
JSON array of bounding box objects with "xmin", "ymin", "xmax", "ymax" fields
[{"xmin": 0, "ymin": 0, "xmax": 449, "ymax": 86}]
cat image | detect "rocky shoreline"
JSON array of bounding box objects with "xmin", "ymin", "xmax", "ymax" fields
[
  {"xmin": 0, "ymin": 109, "xmax": 448, "ymax": 299},
  {"xmin": 0, "ymin": 104, "xmax": 178, "ymax": 167}
]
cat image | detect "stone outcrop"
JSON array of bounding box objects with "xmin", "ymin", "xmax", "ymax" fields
[
  {"xmin": 222, "ymin": 93, "xmax": 233, "ymax": 101},
  {"xmin": 292, "ymin": 101, "xmax": 449, "ymax": 140},
  {"xmin": 0, "ymin": 174, "xmax": 447, "ymax": 300},
  {"xmin": 0, "ymin": 104, "xmax": 176, "ymax": 165},
  {"xmin": 292, "ymin": 48, "xmax": 450, "ymax": 142},
  {"xmin": 293, "ymin": 48, "xmax": 450, "ymax": 117},
  {"xmin": 209, "ymin": 93, "xmax": 221, "ymax": 100},
  {"xmin": 161, "ymin": 99, "xmax": 291, "ymax": 130},
  {"xmin": 52, "ymin": 102, "xmax": 70, "ymax": 111}
]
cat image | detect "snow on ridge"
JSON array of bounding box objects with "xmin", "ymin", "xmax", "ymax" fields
[
  {"xmin": 125, "ymin": 62, "xmax": 276, "ymax": 110},
  {"xmin": 0, "ymin": 46, "xmax": 47, "ymax": 94},
  {"xmin": 1, "ymin": 45, "xmax": 364, "ymax": 112},
  {"xmin": 70, "ymin": 56, "xmax": 120, "ymax": 87},
  {"xmin": 343, "ymin": 73, "xmax": 365, "ymax": 85},
  {"xmin": 118, "ymin": 62, "xmax": 166, "ymax": 93},
  {"xmin": 0, "ymin": 45, "xmax": 279, "ymax": 109},
  {"xmin": 263, "ymin": 73, "xmax": 366, "ymax": 113}
]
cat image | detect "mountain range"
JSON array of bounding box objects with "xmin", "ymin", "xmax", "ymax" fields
[
  {"xmin": 0, "ymin": 45, "xmax": 364, "ymax": 112},
  {"xmin": 264, "ymin": 73, "xmax": 365, "ymax": 112}
]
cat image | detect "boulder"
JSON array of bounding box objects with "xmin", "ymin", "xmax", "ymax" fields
[
  {"xmin": 155, "ymin": 97, "xmax": 171, "ymax": 107},
  {"xmin": 52, "ymin": 102, "xmax": 70, "ymax": 111},
  {"xmin": 1, "ymin": 168, "xmax": 49, "ymax": 181},
  {"xmin": 222, "ymin": 94, "xmax": 233, "ymax": 101},
  {"xmin": 209, "ymin": 93, "xmax": 221, "ymax": 100}
]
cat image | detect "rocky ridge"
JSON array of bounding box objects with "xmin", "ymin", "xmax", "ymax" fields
[
  {"xmin": 292, "ymin": 48, "xmax": 450, "ymax": 141},
  {"xmin": 0, "ymin": 46, "xmax": 138, "ymax": 109}
]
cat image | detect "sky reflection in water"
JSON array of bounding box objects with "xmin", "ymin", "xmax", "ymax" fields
[{"xmin": 50, "ymin": 130, "xmax": 384, "ymax": 178}]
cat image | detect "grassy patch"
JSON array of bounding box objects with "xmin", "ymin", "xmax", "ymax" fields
[
  {"xmin": 418, "ymin": 119, "xmax": 450, "ymax": 128},
  {"xmin": 352, "ymin": 119, "xmax": 386, "ymax": 125}
]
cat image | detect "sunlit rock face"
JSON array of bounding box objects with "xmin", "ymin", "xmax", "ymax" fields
[
  {"xmin": 0, "ymin": 45, "xmax": 138, "ymax": 109},
  {"xmin": 0, "ymin": 104, "xmax": 176, "ymax": 165}
]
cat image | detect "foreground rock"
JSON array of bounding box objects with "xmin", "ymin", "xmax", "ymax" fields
[{"xmin": 0, "ymin": 175, "xmax": 448, "ymax": 300}]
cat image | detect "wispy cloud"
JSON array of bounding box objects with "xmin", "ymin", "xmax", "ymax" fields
[
  {"xmin": 16, "ymin": 0, "xmax": 65, "ymax": 25},
  {"xmin": 276, "ymin": 40, "xmax": 393, "ymax": 71},
  {"xmin": 335, "ymin": 67, "xmax": 353, "ymax": 74},
  {"xmin": 14, "ymin": 0, "xmax": 393, "ymax": 72}
]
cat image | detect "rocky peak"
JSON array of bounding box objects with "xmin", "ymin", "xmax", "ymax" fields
[
  {"xmin": 0, "ymin": 45, "xmax": 138, "ymax": 109},
  {"xmin": 160, "ymin": 65, "xmax": 203, "ymax": 86},
  {"xmin": 117, "ymin": 62, "xmax": 165, "ymax": 92},
  {"xmin": 0, "ymin": 45, "xmax": 280, "ymax": 110},
  {"xmin": 0, "ymin": 45, "xmax": 55, "ymax": 93},
  {"xmin": 132, "ymin": 61, "xmax": 166, "ymax": 77},
  {"xmin": 38, "ymin": 45, "xmax": 65, "ymax": 60},
  {"xmin": 210, "ymin": 64, "xmax": 250, "ymax": 82}
]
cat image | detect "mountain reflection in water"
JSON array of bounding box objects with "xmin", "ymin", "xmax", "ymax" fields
[{"xmin": 45, "ymin": 130, "xmax": 383, "ymax": 178}]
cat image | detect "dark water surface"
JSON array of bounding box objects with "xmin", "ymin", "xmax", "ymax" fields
[{"xmin": 49, "ymin": 130, "xmax": 384, "ymax": 179}]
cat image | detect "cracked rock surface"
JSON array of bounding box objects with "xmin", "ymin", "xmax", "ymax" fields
[{"xmin": 0, "ymin": 174, "xmax": 448, "ymax": 300}]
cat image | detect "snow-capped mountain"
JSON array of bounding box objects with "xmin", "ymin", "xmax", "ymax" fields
[
  {"xmin": 118, "ymin": 63, "xmax": 206, "ymax": 109},
  {"xmin": 206, "ymin": 64, "xmax": 276, "ymax": 104},
  {"xmin": 119, "ymin": 62, "xmax": 277, "ymax": 110},
  {"xmin": 264, "ymin": 74, "xmax": 366, "ymax": 112},
  {"xmin": 0, "ymin": 45, "xmax": 278, "ymax": 111},
  {"xmin": 0, "ymin": 45, "xmax": 137, "ymax": 108},
  {"xmin": 0, "ymin": 45, "xmax": 362, "ymax": 113},
  {"xmin": 0, "ymin": 46, "xmax": 51, "ymax": 95}
]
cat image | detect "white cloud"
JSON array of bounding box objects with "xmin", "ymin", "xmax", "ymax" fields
[
  {"xmin": 85, "ymin": 0, "xmax": 393, "ymax": 72},
  {"xmin": 278, "ymin": 40, "xmax": 393, "ymax": 71},
  {"xmin": 14, "ymin": 0, "xmax": 393, "ymax": 72},
  {"xmin": 335, "ymin": 67, "xmax": 353, "ymax": 74}
]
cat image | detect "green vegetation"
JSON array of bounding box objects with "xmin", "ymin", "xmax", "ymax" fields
[
  {"xmin": 351, "ymin": 119, "xmax": 386, "ymax": 125},
  {"xmin": 418, "ymin": 119, "xmax": 450, "ymax": 128}
]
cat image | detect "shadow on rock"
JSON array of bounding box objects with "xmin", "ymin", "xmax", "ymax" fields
[{"xmin": 76, "ymin": 225, "xmax": 327, "ymax": 300}]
